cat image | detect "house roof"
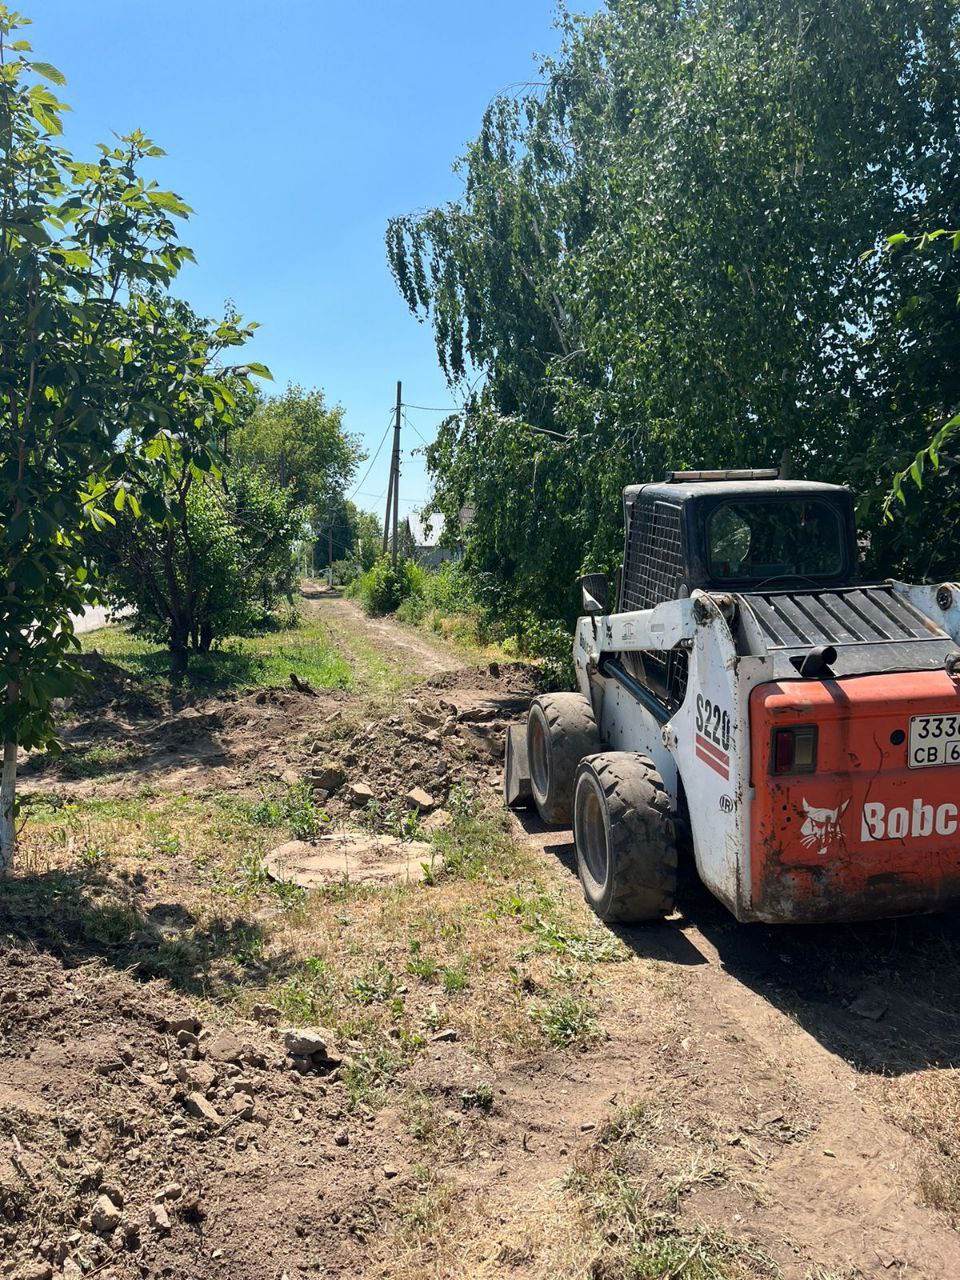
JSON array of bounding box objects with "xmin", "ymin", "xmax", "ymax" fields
[{"xmin": 406, "ymin": 510, "xmax": 444, "ymax": 548}]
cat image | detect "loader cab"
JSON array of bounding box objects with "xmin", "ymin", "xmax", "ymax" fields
[{"xmin": 617, "ymin": 470, "xmax": 857, "ymax": 707}]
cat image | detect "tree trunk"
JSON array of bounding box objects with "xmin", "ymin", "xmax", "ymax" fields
[
  {"xmin": 170, "ymin": 645, "xmax": 188, "ymax": 681},
  {"xmin": 169, "ymin": 618, "xmax": 190, "ymax": 682},
  {"xmin": 1, "ymin": 680, "xmax": 19, "ymax": 877}
]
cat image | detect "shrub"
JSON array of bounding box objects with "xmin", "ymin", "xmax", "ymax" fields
[
  {"xmin": 330, "ymin": 558, "xmax": 360, "ymax": 586},
  {"xmin": 511, "ymin": 615, "xmax": 576, "ymax": 691},
  {"xmin": 357, "ymin": 555, "xmax": 423, "ymax": 616}
]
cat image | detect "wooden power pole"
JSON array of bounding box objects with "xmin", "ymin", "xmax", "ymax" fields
[{"xmin": 383, "ymin": 381, "xmax": 402, "ymax": 564}]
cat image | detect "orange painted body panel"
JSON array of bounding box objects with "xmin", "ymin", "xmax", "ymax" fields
[{"xmin": 749, "ymin": 671, "xmax": 960, "ymax": 922}]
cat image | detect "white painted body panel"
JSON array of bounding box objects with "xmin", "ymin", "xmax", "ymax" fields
[
  {"xmin": 575, "ymin": 592, "xmax": 764, "ymax": 916},
  {"xmin": 894, "ymin": 581, "xmax": 960, "ymax": 644}
]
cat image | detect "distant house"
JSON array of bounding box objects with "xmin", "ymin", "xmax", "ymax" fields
[{"xmin": 403, "ymin": 510, "xmax": 456, "ymax": 569}]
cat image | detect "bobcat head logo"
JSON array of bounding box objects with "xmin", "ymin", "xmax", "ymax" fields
[{"xmin": 800, "ymin": 799, "xmax": 849, "ymax": 856}]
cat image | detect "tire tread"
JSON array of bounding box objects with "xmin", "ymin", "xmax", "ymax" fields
[
  {"xmin": 527, "ymin": 693, "xmax": 600, "ymax": 825},
  {"xmin": 575, "ymin": 752, "xmax": 677, "ymax": 922}
]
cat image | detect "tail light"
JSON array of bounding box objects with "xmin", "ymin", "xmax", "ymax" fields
[{"xmin": 771, "ymin": 725, "xmax": 818, "ymax": 774}]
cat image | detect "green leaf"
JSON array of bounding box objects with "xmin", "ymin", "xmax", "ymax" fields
[
  {"xmin": 30, "ymin": 60, "xmax": 67, "ymax": 85},
  {"xmin": 50, "ymin": 248, "xmax": 93, "ymax": 268},
  {"xmin": 147, "ymin": 189, "xmax": 192, "ymax": 216},
  {"xmin": 88, "ymin": 507, "xmax": 116, "ymax": 531},
  {"xmin": 8, "ymin": 510, "xmax": 31, "ymax": 544},
  {"xmin": 30, "ymin": 99, "xmax": 63, "ymax": 135}
]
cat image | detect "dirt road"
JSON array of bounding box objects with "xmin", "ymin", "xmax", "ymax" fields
[
  {"xmin": 508, "ymin": 820, "xmax": 960, "ymax": 1278},
  {"xmin": 306, "ymin": 588, "xmax": 470, "ymax": 685},
  {"xmin": 3, "ymin": 594, "xmax": 959, "ymax": 1280}
]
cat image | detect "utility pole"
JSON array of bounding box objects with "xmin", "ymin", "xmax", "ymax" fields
[
  {"xmin": 382, "ymin": 381, "xmax": 402, "ymax": 564},
  {"xmin": 391, "ymin": 380, "xmax": 401, "ymax": 567},
  {"xmin": 382, "ymin": 465, "xmax": 393, "ymax": 556},
  {"xmin": 327, "ymin": 521, "xmax": 333, "ymax": 589}
]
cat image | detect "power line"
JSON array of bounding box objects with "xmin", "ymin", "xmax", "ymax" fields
[
  {"xmin": 523, "ymin": 423, "xmax": 574, "ymax": 442},
  {"xmin": 348, "ymin": 416, "xmax": 394, "ymax": 502},
  {"xmin": 402, "ymin": 401, "xmax": 571, "ymax": 443},
  {"xmin": 401, "ymin": 408, "xmax": 432, "ymax": 448},
  {"xmin": 354, "ymin": 490, "xmax": 428, "ymax": 506},
  {"xmin": 401, "ymin": 402, "xmax": 462, "ymax": 413}
]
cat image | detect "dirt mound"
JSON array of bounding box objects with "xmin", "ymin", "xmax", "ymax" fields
[
  {"xmin": 69, "ymin": 652, "xmax": 167, "ymax": 721},
  {"xmin": 21, "ymin": 684, "xmax": 350, "ymax": 798},
  {"xmin": 299, "ymin": 662, "xmax": 539, "ymax": 821},
  {"xmin": 0, "ymin": 947, "xmax": 412, "ymax": 1280},
  {"xmin": 23, "ymin": 648, "xmax": 540, "ymax": 816}
]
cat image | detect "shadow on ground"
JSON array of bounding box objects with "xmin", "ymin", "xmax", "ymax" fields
[
  {"xmin": 515, "ymin": 806, "xmax": 960, "ymax": 1076},
  {"xmin": 0, "ymin": 865, "xmax": 296, "ymax": 996}
]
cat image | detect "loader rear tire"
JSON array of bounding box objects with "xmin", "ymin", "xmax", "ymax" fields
[
  {"xmin": 527, "ymin": 693, "xmax": 600, "ymax": 826},
  {"xmin": 573, "ymin": 752, "xmax": 677, "ymax": 923}
]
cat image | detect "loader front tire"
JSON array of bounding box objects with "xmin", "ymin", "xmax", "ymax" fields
[
  {"xmin": 526, "ymin": 693, "xmax": 600, "ymax": 826},
  {"xmin": 573, "ymin": 752, "xmax": 677, "ymax": 923}
]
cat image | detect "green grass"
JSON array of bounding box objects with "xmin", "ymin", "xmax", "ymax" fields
[
  {"xmin": 56, "ymin": 741, "xmax": 145, "ymax": 778},
  {"xmin": 530, "ymin": 994, "xmax": 599, "ymax": 1047},
  {"xmin": 80, "ymin": 614, "xmax": 352, "ymax": 693}
]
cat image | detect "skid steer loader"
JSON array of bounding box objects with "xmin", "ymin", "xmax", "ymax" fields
[{"xmin": 504, "ymin": 470, "xmax": 960, "ymax": 923}]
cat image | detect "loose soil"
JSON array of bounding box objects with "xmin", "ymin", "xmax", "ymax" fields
[{"xmin": 3, "ymin": 592, "xmax": 960, "ymax": 1280}]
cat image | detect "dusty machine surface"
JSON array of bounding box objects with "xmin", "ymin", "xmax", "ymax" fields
[{"xmin": 505, "ymin": 469, "xmax": 960, "ymax": 923}]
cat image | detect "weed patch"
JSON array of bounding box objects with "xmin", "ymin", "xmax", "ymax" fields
[
  {"xmin": 566, "ymin": 1103, "xmax": 777, "ymax": 1279},
  {"xmin": 530, "ymin": 995, "xmax": 600, "ymax": 1048}
]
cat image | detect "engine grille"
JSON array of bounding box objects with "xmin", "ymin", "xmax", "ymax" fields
[{"xmin": 741, "ymin": 585, "xmax": 947, "ymax": 650}]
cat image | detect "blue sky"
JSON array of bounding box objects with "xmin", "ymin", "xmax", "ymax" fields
[{"xmin": 27, "ymin": 1, "xmax": 593, "ymax": 520}]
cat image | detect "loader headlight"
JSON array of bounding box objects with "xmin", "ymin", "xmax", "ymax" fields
[{"xmin": 771, "ymin": 725, "xmax": 818, "ymax": 774}]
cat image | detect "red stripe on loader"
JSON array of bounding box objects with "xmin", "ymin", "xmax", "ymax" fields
[
  {"xmin": 695, "ymin": 733, "xmax": 729, "ymax": 767},
  {"xmin": 696, "ymin": 741, "xmax": 729, "ymax": 780}
]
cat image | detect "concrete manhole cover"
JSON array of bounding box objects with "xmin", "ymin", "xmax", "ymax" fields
[{"xmin": 265, "ymin": 834, "xmax": 439, "ymax": 887}]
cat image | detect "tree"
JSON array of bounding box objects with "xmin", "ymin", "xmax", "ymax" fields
[
  {"xmin": 231, "ymin": 384, "xmax": 364, "ymax": 524},
  {"xmin": 84, "ymin": 296, "xmax": 283, "ymax": 673},
  {"xmin": 867, "ymin": 229, "xmax": 960, "ymax": 577},
  {"xmin": 314, "ymin": 499, "xmax": 383, "ymax": 575},
  {"xmin": 0, "ymin": 8, "xmax": 241, "ymax": 872},
  {"xmin": 387, "ymin": 0, "xmax": 960, "ymax": 621},
  {"xmin": 97, "ymin": 461, "xmax": 303, "ymax": 670}
]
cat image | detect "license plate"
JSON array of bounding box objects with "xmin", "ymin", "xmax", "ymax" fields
[{"xmin": 908, "ymin": 714, "xmax": 960, "ymax": 768}]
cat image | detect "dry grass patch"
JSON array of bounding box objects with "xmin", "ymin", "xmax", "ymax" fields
[
  {"xmin": 563, "ymin": 1101, "xmax": 779, "ymax": 1279},
  {"xmin": 247, "ymin": 795, "xmax": 632, "ymax": 1102},
  {"xmin": 876, "ymin": 1067, "xmax": 960, "ymax": 1220},
  {"xmin": 7, "ymin": 785, "xmax": 638, "ymax": 1111}
]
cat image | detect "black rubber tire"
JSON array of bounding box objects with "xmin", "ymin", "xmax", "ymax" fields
[
  {"xmin": 526, "ymin": 693, "xmax": 600, "ymax": 826},
  {"xmin": 573, "ymin": 752, "xmax": 677, "ymax": 923}
]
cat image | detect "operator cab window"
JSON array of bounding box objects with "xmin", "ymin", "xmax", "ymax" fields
[{"xmin": 707, "ymin": 499, "xmax": 844, "ymax": 585}]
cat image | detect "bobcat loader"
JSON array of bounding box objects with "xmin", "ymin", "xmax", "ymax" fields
[{"xmin": 505, "ymin": 470, "xmax": 960, "ymax": 923}]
